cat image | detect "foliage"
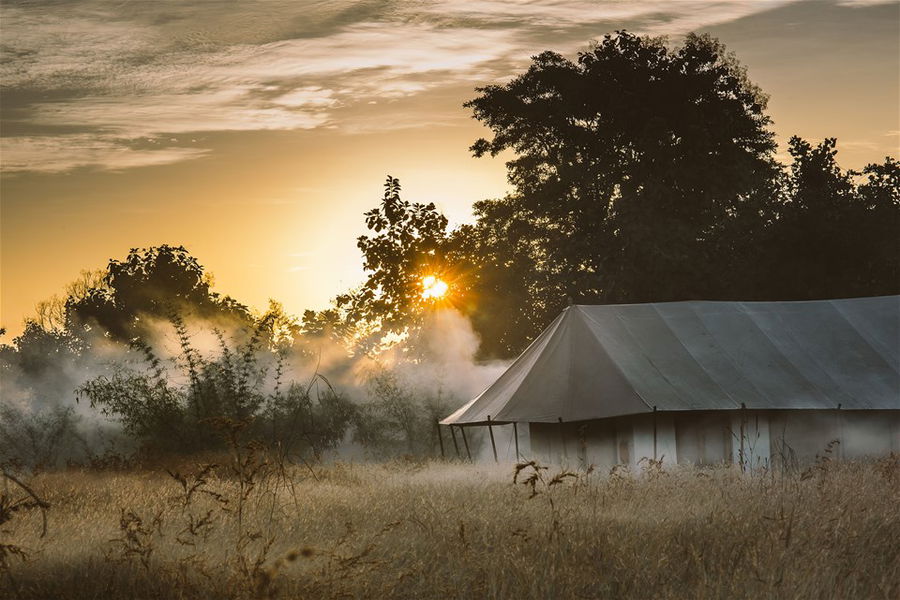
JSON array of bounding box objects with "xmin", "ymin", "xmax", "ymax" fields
[
  {"xmin": 454, "ymin": 32, "xmax": 778, "ymax": 355},
  {"xmin": 338, "ymin": 176, "xmax": 450, "ymax": 339},
  {"xmin": 353, "ymin": 366, "xmax": 451, "ymax": 457},
  {"xmin": 66, "ymin": 244, "xmax": 252, "ymax": 341},
  {"xmin": 0, "ymin": 405, "xmax": 86, "ymax": 471},
  {"xmin": 76, "ymin": 317, "xmax": 355, "ymax": 458},
  {"xmin": 343, "ymin": 32, "xmax": 898, "ymax": 358},
  {"xmin": 759, "ymin": 139, "xmax": 900, "ymax": 299}
]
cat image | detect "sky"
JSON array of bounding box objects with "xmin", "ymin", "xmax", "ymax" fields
[{"xmin": 2, "ymin": 0, "xmax": 898, "ymax": 338}]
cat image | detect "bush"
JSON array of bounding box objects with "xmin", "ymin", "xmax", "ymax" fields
[{"xmin": 77, "ymin": 316, "xmax": 354, "ymax": 459}]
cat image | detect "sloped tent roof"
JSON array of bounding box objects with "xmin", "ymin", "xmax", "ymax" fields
[{"xmin": 442, "ymin": 296, "xmax": 900, "ymax": 425}]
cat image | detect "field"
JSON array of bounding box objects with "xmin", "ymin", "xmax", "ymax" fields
[{"xmin": 3, "ymin": 455, "xmax": 900, "ymax": 600}]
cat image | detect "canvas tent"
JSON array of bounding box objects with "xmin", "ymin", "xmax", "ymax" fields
[{"xmin": 441, "ymin": 296, "xmax": 900, "ymax": 467}]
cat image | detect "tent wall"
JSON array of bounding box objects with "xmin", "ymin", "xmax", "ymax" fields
[
  {"xmin": 529, "ymin": 413, "xmax": 677, "ymax": 469},
  {"xmin": 528, "ymin": 410, "xmax": 900, "ymax": 468},
  {"xmin": 769, "ymin": 410, "xmax": 900, "ymax": 467}
]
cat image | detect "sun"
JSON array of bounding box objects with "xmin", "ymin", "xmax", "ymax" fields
[{"xmin": 421, "ymin": 275, "xmax": 449, "ymax": 299}]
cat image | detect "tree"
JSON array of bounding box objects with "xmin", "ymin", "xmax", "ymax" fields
[
  {"xmin": 762, "ymin": 139, "xmax": 900, "ymax": 299},
  {"xmin": 66, "ymin": 245, "xmax": 251, "ymax": 340},
  {"xmin": 445, "ymin": 200, "xmax": 563, "ymax": 358},
  {"xmin": 33, "ymin": 269, "xmax": 107, "ymax": 332},
  {"xmin": 338, "ymin": 176, "xmax": 450, "ymax": 342},
  {"xmin": 465, "ymin": 32, "xmax": 778, "ymax": 308}
]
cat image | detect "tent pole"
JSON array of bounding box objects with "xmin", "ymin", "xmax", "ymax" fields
[
  {"xmin": 739, "ymin": 403, "xmax": 747, "ymax": 472},
  {"xmin": 450, "ymin": 425, "xmax": 461, "ymax": 458},
  {"xmin": 487, "ymin": 416, "xmax": 498, "ymax": 463},
  {"xmin": 436, "ymin": 421, "xmax": 445, "ymax": 459},
  {"xmin": 513, "ymin": 422, "xmax": 520, "ymax": 461},
  {"xmin": 836, "ymin": 403, "xmax": 843, "ymax": 460},
  {"xmin": 558, "ymin": 417, "xmax": 567, "ymax": 460},
  {"xmin": 460, "ymin": 427, "xmax": 472, "ymax": 461},
  {"xmin": 653, "ymin": 406, "xmax": 658, "ymax": 460}
]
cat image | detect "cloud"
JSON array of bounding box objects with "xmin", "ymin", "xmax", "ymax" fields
[
  {"xmin": 0, "ymin": 135, "xmax": 210, "ymax": 173},
  {"xmin": 835, "ymin": 0, "xmax": 897, "ymax": 6},
  {"xmin": 1, "ymin": 0, "xmax": 806, "ymax": 173}
]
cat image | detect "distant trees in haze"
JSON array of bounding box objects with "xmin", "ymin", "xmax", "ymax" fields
[
  {"xmin": 1, "ymin": 244, "xmax": 447, "ymax": 463},
  {"xmin": 65, "ymin": 245, "xmax": 252, "ymax": 342}
]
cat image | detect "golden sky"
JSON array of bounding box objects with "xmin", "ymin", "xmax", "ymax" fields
[{"xmin": 2, "ymin": 0, "xmax": 898, "ymax": 337}]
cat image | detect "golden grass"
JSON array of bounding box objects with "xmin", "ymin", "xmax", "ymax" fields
[{"xmin": 3, "ymin": 456, "xmax": 899, "ymax": 599}]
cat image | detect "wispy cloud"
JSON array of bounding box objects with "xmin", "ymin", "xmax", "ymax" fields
[
  {"xmin": 1, "ymin": 0, "xmax": 806, "ymax": 173},
  {"xmin": 835, "ymin": 0, "xmax": 897, "ymax": 6},
  {"xmin": 0, "ymin": 135, "xmax": 210, "ymax": 173}
]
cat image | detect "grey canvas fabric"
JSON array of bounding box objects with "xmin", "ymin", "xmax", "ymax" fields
[{"xmin": 442, "ymin": 296, "xmax": 900, "ymax": 425}]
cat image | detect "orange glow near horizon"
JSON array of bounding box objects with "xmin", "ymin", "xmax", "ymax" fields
[
  {"xmin": 2, "ymin": 0, "xmax": 897, "ymax": 339},
  {"xmin": 421, "ymin": 275, "xmax": 449, "ymax": 300}
]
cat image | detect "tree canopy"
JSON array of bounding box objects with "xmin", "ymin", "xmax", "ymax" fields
[
  {"xmin": 4, "ymin": 32, "xmax": 897, "ymax": 365},
  {"xmin": 66, "ymin": 244, "xmax": 251, "ymax": 341},
  {"xmin": 345, "ymin": 32, "xmax": 899, "ymax": 358},
  {"xmin": 337, "ymin": 176, "xmax": 450, "ymax": 343}
]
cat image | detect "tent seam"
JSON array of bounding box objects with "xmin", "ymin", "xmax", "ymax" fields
[
  {"xmin": 829, "ymin": 299, "xmax": 900, "ymax": 375},
  {"xmin": 576, "ymin": 308, "xmax": 657, "ymax": 413},
  {"xmin": 753, "ymin": 302, "xmax": 857, "ymax": 407},
  {"xmin": 649, "ymin": 303, "xmax": 742, "ymax": 409}
]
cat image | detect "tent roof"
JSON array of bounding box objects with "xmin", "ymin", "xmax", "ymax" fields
[{"xmin": 442, "ymin": 296, "xmax": 900, "ymax": 425}]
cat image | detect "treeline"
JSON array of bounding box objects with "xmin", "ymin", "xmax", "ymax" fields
[
  {"xmin": 2, "ymin": 31, "xmax": 897, "ymax": 464},
  {"xmin": 330, "ymin": 32, "xmax": 899, "ymax": 358},
  {"xmin": 0, "ymin": 246, "xmax": 454, "ymax": 466}
]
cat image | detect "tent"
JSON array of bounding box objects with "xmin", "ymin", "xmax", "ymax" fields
[{"xmin": 441, "ymin": 296, "xmax": 900, "ymax": 467}]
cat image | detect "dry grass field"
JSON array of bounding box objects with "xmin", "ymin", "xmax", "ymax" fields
[{"xmin": 3, "ymin": 454, "xmax": 900, "ymax": 600}]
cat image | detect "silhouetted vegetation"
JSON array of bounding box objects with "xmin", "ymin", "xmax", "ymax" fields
[
  {"xmin": 65, "ymin": 245, "xmax": 252, "ymax": 342},
  {"xmin": 342, "ymin": 32, "xmax": 899, "ymax": 357},
  {"xmin": 337, "ymin": 177, "xmax": 450, "ymax": 344},
  {"xmin": 1, "ymin": 247, "xmax": 449, "ymax": 467},
  {"xmin": 1, "ymin": 31, "xmax": 897, "ymax": 463},
  {"xmin": 76, "ymin": 328, "xmax": 355, "ymax": 458}
]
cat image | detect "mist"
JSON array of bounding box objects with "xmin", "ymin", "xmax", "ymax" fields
[{"xmin": 0, "ymin": 305, "xmax": 510, "ymax": 467}]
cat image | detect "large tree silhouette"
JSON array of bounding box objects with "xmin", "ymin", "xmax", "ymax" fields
[
  {"xmin": 466, "ymin": 32, "xmax": 777, "ymax": 307},
  {"xmin": 761, "ymin": 139, "xmax": 899, "ymax": 300},
  {"xmin": 336, "ymin": 33, "xmax": 897, "ymax": 358},
  {"xmin": 448, "ymin": 32, "xmax": 781, "ymax": 355}
]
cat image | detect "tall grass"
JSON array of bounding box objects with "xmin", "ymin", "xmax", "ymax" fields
[{"xmin": 2, "ymin": 456, "xmax": 898, "ymax": 599}]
